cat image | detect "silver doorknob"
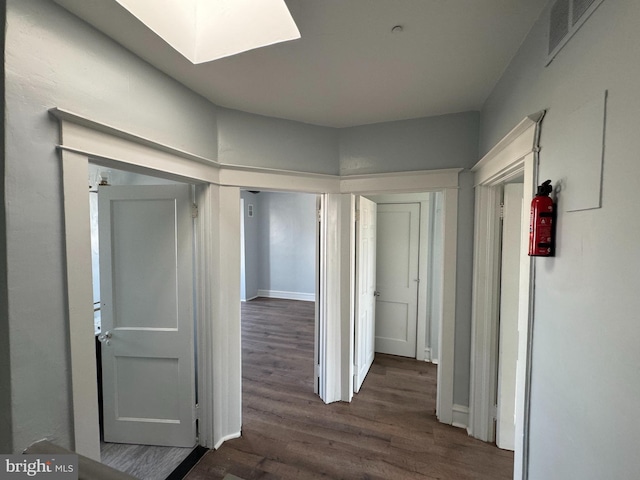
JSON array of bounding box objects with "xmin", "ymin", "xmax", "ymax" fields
[
  {"xmin": 374, "ymin": 291, "xmax": 381, "ymax": 297},
  {"xmin": 98, "ymin": 331, "xmax": 112, "ymax": 346}
]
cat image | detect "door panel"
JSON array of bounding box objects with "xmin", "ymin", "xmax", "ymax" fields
[
  {"xmin": 354, "ymin": 197, "xmax": 377, "ymax": 393},
  {"xmin": 375, "ymin": 203, "xmax": 420, "ymax": 357},
  {"xmin": 99, "ymin": 184, "xmax": 196, "ymax": 447},
  {"xmin": 496, "ymin": 183, "xmax": 524, "ymax": 451},
  {"xmin": 376, "ymin": 302, "xmax": 409, "ymax": 340}
]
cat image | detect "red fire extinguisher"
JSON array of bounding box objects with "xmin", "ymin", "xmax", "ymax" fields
[{"xmin": 528, "ymin": 180, "xmax": 555, "ymax": 257}]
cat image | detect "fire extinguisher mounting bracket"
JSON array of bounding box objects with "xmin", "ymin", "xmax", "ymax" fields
[{"xmin": 536, "ymin": 179, "xmax": 553, "ymax": 196}]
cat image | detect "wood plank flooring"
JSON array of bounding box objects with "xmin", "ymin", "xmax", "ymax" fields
[
  {"xmin": 100, "ymin": 442, "xmax": 193, "ymax": 480},
  {"xmin": 186, "ymin": 298, "xmax": 513, "ymax": 480}
]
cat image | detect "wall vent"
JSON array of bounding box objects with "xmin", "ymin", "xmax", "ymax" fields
[
  {"xmin": 573, "ymin": 0, "xmax": 598, "ymax": 25},
  {"xmin": 547, "ymin": 0, "xmax": 605, "ymax": 65}
]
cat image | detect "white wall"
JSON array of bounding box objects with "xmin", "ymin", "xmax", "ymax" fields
[
  {"xmin": 480, "ymin": 1, "xmax": 640, "ymax": 478},
  {"xmin": 257, "ymin": 192, "xmax": 316, "ymax": 298}
]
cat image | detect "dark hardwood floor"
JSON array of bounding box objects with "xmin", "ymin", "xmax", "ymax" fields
[
  {"xmin": 186, "ymin": 298, "xmax": 513, "ymax": 480},
  {"xmin": 100, "ymin": 442, "xmax": 193, "ymax": 480}
]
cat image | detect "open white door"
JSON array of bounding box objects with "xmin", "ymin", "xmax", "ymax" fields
[
  {"xmin": 315, "ymin": 195, "xmax": 323, "ymax": 396},
  {"xmin": 98, "ymin": 184, "xmax": 196, "ymax": 447},
  {"xmin": 496, "ymin": 183, "xmax": 524, "ymax": 451},
  {"xmin": 375, "ymin": 203, "xmax": 420, "ymax": 357},
  {"xmin": 354, "ymin": 196, "xmax": 377, "ymax": 393}
]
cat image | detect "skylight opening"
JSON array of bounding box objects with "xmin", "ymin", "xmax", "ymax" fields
[{"xmin": 114, "ymin": 0, "xmax": 301, "ymax": 64}]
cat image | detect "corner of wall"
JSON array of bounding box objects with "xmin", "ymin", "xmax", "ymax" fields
[{"xmin": 452, "ymin": 171, "xmax": 476, "ymax": 408}]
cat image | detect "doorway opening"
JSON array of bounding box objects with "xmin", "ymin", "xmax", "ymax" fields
[
  {"xmin": 88, "ymin": 164, "xmax": 203, "ymax": 479},
  {"xmin": 239, "ymin": 190, "xmax": 320, "ymax": 399},
  {"xmin": 351, "ymin": 191, "xmax": 445, "ymax": 396},
  {"xmin": 495, "ymin": 179, "xmax": 525, "ymax": 451},
  {"xmin": 469, "ymin": 111, "xmax": 544, "ymax": 480}
]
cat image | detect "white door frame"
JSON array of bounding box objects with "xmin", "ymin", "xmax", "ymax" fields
[
  {"xmin": 54, "ymin": 111, "xmax": 229, "ymax": 459},
  {"xmin": 53, "ymin": 107, "xmax": 466, "ymax": 457},
  {"xmin": 340, "ymin": 171, "xmax": 460, "ymax": 424},
  {"xmin": 52, "ymin": 108, "xmax": 341, "ymax": 457},
  {"xmin": 366, "ymin": 193, "xmax": 433, "ymax": 362},
  {"xmin": 237, "ymin": 190, "xmax": 327, "ymax": 400},
  {"xmin": 371, "ymin": 202, "xmax": 420, "ymax": 358},
  {"xmin": 468, "ymin": 112, "xmax": 545, "ymax": 480}
]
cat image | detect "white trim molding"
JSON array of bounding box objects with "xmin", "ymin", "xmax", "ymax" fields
[
  {"xmin": 423, "ymin": 348, "xmax": 432, "ymax": 363},
  {"xmin": 257, "ymin": 290, "xmax": 315, "ymax": 302},
  {"xmin": 469, "ymin": 111, "xmax": 545, "ymax": 480},
  {"xmin": 452, "ymin": 404, "xmax": 470, "ymax": 430},
  {"xmin": 436, "ymin": 186, "xmax": 458, "ymax": 425},
  {"xmin": 51, "ymin": 107, "xmax": 464, "ymax": 455},
  {"xmin": 53, "ymin": 111, "xmax": 237, "ymax": 455},
  {"xmin": 472, "ymin": 112, "xmax": 545, "ymax": 186},
  {"xmin": 60, "ymin": 150, "xmax": 102, "ymax": 460},
  {"xmin": 341, "ymin": 168, "xmax": 461, "ymax": 193},
  {"xmin": 213, "ymin": 432, "xmax": 242, "ymax": 451}
]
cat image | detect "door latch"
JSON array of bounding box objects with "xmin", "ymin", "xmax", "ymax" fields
[{"xmin": 98, "ymin": 331, "xmax": 112, "ymax": 346}]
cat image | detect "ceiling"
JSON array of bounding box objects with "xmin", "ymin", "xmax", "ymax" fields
[{"xmin": 53, "ymin": 0, "xmax": 548, "ymax": 128}]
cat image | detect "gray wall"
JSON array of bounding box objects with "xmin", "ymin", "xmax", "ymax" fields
[
  {"xmin": 480, "ymin": 0, "xmax": 640, "ymax": 478},
  {"xmin": 217, "ymin": 108, "xmax": 339, "ymax": 175},
  {"xmin": 257, "ymin": 192, "xmax": 316, "ymax": 296},
  {"xmin": 4, "ymin": 0, "xmax": 220, "ymax": 451},
  {"xmin": 339, "ymin": 112, "xmax": 479, "ymax": 175},
  {"xmin": 241, "ymin": 191, "xmax": 260, "ymax": 301}
]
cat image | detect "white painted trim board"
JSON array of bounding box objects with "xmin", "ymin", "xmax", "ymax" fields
[
  {"xmin": 53, "ymin": 107, "xmax": 463, "ymax": 455},
  {"xmin": 469, "ymin": 112, "xmax": 544, "ymax": 480},
  {"xmin": 257, "ymin": 290, "xmax": 315, "ymax": 302}
]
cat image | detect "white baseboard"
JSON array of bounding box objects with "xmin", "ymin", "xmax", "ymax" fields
[
  {"xmin": 213, "ymin": 431, "xmax": 241, "ymax": 450},
  {"xmin": 257, "ymin": 289, "xmax": 315, "ymax": 302},
  {"xmin": 452, "ymin": 404, "xmax": 469, "ymax": 429},
  {"xmin": 241, "ymin": 295, "xmax": 258, "ymax": 302},
  {"xmin": 423, "ymin": 348, "xmax": 432, "ymax": 362}
]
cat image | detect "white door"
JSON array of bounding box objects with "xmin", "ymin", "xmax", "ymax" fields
[
  {"xmin": 315, "ymin": 195, "xmax": 323, "ymax": 396},
  {"xmin": 354, "ymin": 197, "xmax": 377, "ymax": 393},
  {"xmin": 496, "ymin": 183, "xmax": 524, "ymax": 451},
  {"xmin": 375, "ymin": 203, "xmax": 420, "ymax": 358},
  {"xmin": 98, "ymin": 184, "xmax": 196, "ymax": 447}
]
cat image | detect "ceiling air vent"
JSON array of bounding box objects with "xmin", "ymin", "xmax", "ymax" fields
[{"xmin": 547, "ymin": 0, "xmax": 605, "ymax": 65}]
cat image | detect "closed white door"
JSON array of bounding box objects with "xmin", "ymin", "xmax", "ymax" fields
[
  {"xmin": 496, "ymin": 183, "xmax": 524, "ymax": 451},
  {"xmin": 354, "ymin": 197, "xmax": 377, "ymax": 393},
  {"xmin": 99, "ymin": 184, "xmax": 196, "ymax": 447},
  {"xmin": 375, "ymin": 203, "xmax": 420, "ymax": 358}
]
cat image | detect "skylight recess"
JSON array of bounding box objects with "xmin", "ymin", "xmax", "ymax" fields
[{"xmin": 114, "ymin": 0, "xmax": 301, "ymax": 64}]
